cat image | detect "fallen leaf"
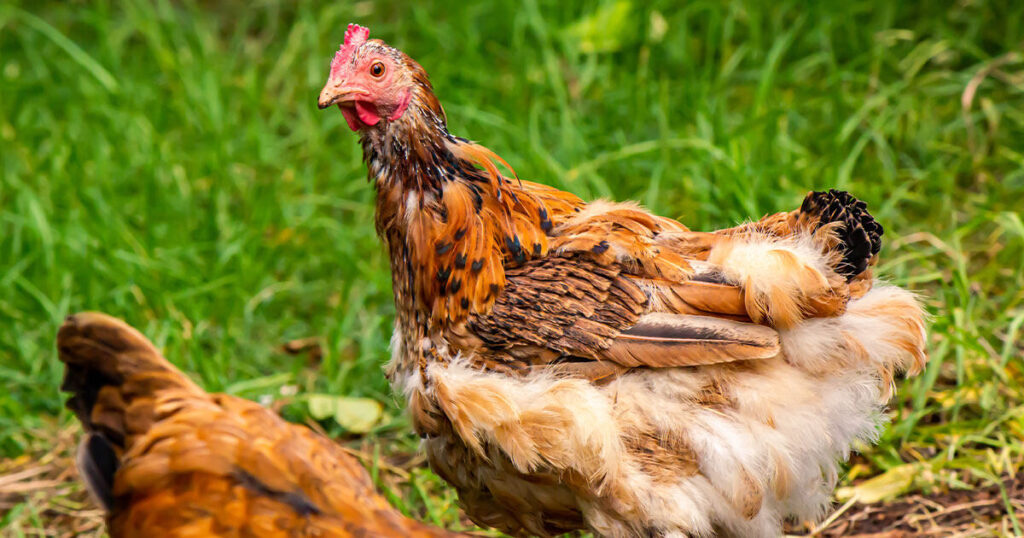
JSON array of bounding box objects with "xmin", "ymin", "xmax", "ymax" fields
[
  {"xmin": 835, "ymin": 463, "xmax": 921, "ymax": 503},
  {"xmin": 306, "ymin": 394, "xmax": 383, "ymax": 433},
  {"xmin": 281, "ymin": 337, "xmax": 324, "ymax": 364}
]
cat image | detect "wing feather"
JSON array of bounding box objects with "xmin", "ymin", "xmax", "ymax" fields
[
  {"xmin": 463, "ymin": 257, "xmax": 780, "ymax": 378},
  {"xmin": 600, "ymin": 314, "xmax": 779, "ymax": 367}
]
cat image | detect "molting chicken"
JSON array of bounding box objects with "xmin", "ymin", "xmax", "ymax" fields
[{"xmin": 318, "ymin": 24, "xmax": 927, "ymax": 537}]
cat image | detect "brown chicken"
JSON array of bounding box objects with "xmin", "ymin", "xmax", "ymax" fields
[
  {"xmin": 318, "ymin": 24, "xmax": 927, "ymax": 537},
  {"xmin": 58, "ymin": 311, "xmax": 466, "ymax": 538}
]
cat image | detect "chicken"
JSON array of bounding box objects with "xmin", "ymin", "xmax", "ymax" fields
[
  {"xmin": 318, "ymin": 24, "xmax": 927, "ymax": 537},
  {"xmin": 58, "ymin": 311, "xmax": 466, "ymax": 538}
]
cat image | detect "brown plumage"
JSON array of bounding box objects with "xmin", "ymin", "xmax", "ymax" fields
[
  {"xmin": 58, "ymin": 311, "xmax": 466, "ymax": 538},
  {"xmin": 319, "ymin": 24, "xmax": 927, "ymax": 537}
]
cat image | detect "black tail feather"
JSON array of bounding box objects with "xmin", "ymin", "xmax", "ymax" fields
[
  {"xmin": 76, "ymin": 432, "xmax": 120, "ymax": 512},
  {"xmin": 801, "ymin": 189, "xmax": 883, "ymax": 280}
]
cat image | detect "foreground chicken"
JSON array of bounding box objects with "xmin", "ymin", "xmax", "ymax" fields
[
  {"xmin": 318, "ymin": 24, "xmax": 927, "ymax": 537},
  {"xmin": 58, "ymin": 312, "xmax": 465, "ymax": 538}
]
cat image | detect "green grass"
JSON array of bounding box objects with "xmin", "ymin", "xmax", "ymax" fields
[{"xmin": 1, "ymin": 0, "xmax": 1023, "ymax": 534}]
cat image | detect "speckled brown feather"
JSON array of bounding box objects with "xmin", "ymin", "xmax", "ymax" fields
[
  {"xmin": 464, "ymin": 256, "xmax": 780, "ymax": 377},
  {"xmin": 59, "ymin": 312, "xmax": 465, "ymax": 538}
]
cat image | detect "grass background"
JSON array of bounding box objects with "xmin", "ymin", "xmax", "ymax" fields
[{"xmin": 1, "ymin": 0, "xmax": 1023, "ymax": 534}]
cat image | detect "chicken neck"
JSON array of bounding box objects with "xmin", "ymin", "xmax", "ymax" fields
[{"xmin": 358, "ymin": 88, "xmax": 555, "ymax": 338}]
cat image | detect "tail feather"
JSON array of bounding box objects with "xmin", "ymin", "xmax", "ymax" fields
[
  {"xmin": 57, "ymin": 312, "xmax": 203, "ymax": 452},
  {"xmin": 797, "ymin": 189, "xmax": 883, "ymax": 280},
  {"xmin": 75, "ymin": 432, "xmax": 119, "ymax": 512}
]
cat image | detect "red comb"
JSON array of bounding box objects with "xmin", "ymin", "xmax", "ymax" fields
[
  {"xmin": 344, "ymin": 24, "xmax": 370, "ymax": 47},
  {"xmin": 330, "ymin": 24, "xmax": 370, "ymax": 78}
]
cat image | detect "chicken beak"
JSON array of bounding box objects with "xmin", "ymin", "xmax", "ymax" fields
[{"xmin": 318, "ymin": 84, "xmax": 370, "ymax": 109}]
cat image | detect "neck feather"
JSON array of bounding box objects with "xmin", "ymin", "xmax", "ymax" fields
[{"xmin": 362, "ymin": 89, "xmax": 575, "ymax": 327}]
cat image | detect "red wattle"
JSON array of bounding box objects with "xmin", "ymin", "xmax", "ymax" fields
[
  {"xmin": 339, "ymin": 104, "xmax": 363, "ymax": 131},
  {"xmin": 355, "ymin": 101, "xmax": 382, "ymax": 126}
]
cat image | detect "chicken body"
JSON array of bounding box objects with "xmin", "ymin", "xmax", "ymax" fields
[
  {"xmin": 58, "ymin": 312, "xmax": 466, "ymax": 538},
  {"xmin": 319, "ymin": 25, "xmax": 927, "ymax": 537}
]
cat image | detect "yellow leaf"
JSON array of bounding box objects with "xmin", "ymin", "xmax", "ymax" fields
[
  {"xmin": 835, "ymin": 463, "xmax": 920, "ymax": 503},
  {"xmin": 306, "ymin": 394, "xmax": 383, "ymax": 433}
]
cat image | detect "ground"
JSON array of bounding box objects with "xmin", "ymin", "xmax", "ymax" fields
[{"xmin": 1, "ymin": 0, "xmax": 1023, "ymax": 536}]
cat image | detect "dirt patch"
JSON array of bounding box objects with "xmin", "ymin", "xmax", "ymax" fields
[
  {"xmin": 0, "ymin": 424, "xmax": 104, "ymax": 537},
  {"xmin": 788, "ymin": 472, "xmax": 1024, "ymax": 537}
]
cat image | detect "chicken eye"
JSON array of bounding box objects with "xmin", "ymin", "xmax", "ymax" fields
[{"xmin": 370, "ymin": 61, "xmax": 386, "ymax": 78}]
